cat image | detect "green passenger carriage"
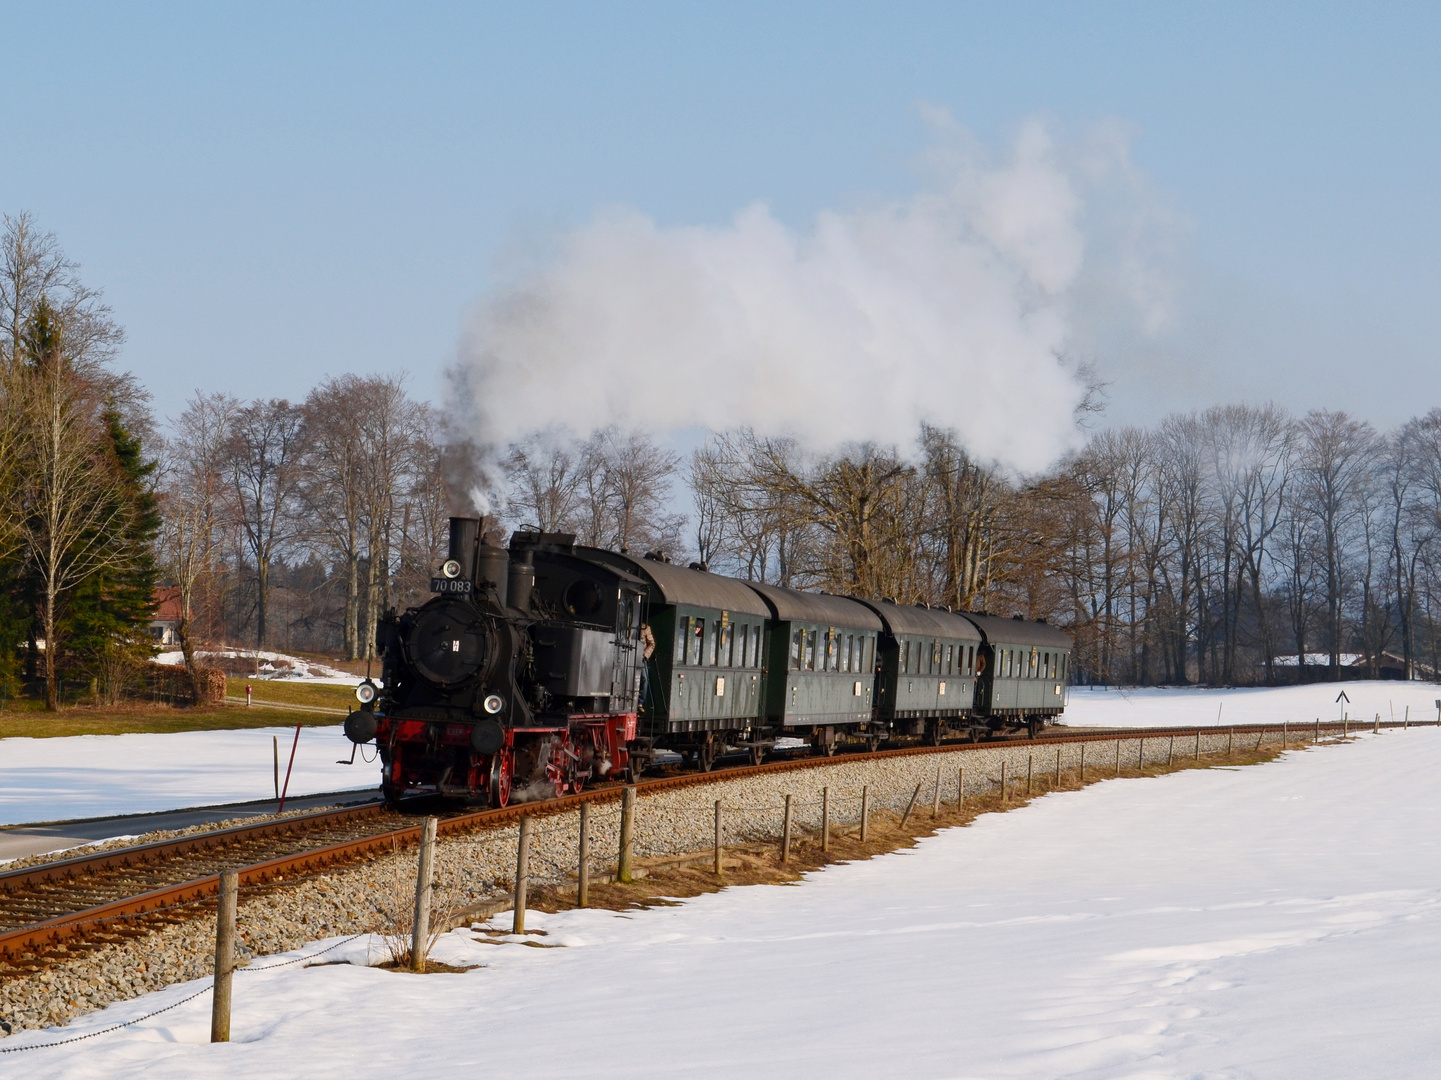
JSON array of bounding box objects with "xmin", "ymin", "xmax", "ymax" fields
[
  {"xmin": 859, "ymin": 599, "xmax": 984, "ymax": 742},
  {"xmin": 962, "ymin": 613, "xmax": 1071, "ymax": 736}
]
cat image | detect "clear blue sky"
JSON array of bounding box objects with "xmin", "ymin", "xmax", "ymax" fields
[{"xmin": 4, "ymin": 2, "xmax": 1438, "ymax": 429}]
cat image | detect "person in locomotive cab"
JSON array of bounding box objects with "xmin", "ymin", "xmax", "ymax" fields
[{"xmin": 639, "ymin": 622, "xmax": 656, "ymax": 711}]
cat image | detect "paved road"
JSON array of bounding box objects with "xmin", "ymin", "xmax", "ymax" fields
[{"xmin": 0, "ymin": 788, "xmax": 382, "ymax": 863}]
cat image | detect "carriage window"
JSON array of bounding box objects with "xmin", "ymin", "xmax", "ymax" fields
[
  {"xmin": 690, "ymin": 619, "xmax": 705, "ymax": 666},
  {"xmin": 675, "ymin": 618, "xmax": 689, "ymax": 664},
  {"xmin": 826, "ymin": 631, "xmax": 838, "ymax": 671},
  {"xmin": 804, "ymin": 629, "xmax": 817, "ymax": 671},
  {"xmin": 843, "ymin": 634, "xmax": 853, "ymax": 673},
  {"xmin": 720, "ymin": 624, "xmax": 734, "ymax": 667},
  {"xmin": 966, "ymin": 645, "xmax": 974, "ymax": 675},
  {"xmin": 1030, "ymin": 650, "xmax": 1038, "ymax": 678},
  {"xmin": 738, "ymin": 625, "xmax": 749, "ymax": 668},
  {"xmin": 900, "ymin": 639, "xmax": 909, "ymax": 674},
  {"xmin": 930, "ymin": 640, "xmax": 939, "ymax": 674},
  {"xmin": 791, "ymin": 628, "xmax": 802, "ymax": 670},
  {"xmin": 946, "ymin": 644, "xmax": 954, "ymax": 674}
]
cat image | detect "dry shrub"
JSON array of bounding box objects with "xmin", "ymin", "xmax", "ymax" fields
[{"xmin": 366, "ymin": 837, "xmax": 467, "ymax": 969}]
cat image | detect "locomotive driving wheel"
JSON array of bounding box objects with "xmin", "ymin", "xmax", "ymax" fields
[{"xmin": 488, "ymin": 750, "xmax": 513, "ymax": 808}]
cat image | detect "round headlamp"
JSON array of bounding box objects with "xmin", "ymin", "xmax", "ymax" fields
[
  {"xmin": 355, "ymin": 680, "xmax": 378, "ymax": 705},
  {"xmin": 441, "ymin": 558, "xmax": 463, "ymax": 580},
  {"xmin": 482, "ymin": 693, "xmax": 504, "ymax": 715}
]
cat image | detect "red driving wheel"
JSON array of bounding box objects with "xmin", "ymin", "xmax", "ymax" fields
[{"xmin": 488, "ymin": 749, "xmax": 513, "ymax": 808}]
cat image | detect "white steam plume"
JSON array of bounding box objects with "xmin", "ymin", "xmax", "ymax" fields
[{"xmin": 451, "ymin": 113, "xmax": 1177, "ymax": 472}]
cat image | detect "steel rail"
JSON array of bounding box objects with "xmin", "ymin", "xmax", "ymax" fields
[
  {"xmin": 0, "ymin": 717, "xmax": 1420, "ymax": 966},
  {"xmin": 0, "ymin": 803, "xmax": 385, "ymax": 893}
]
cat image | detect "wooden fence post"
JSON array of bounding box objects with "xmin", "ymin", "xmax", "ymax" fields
[
  {"xmin": 713, "ymin": 800, "xmax": 723, "ymax": 875},
  {"xmin": 511, "ymin": 816, "xmax": 530, "ymax": 937},
  {"xmin": 618, "ymin": 785, "xmax": 636, "ymax": 884},
  {"xmin": 1374, "ymin": 713, "xmax": 1380, "ymax": 734},
  {"xmin": 860, "ymin": 785, "xmax": 870, "ymax": 840},
  {"xmin": 1227, "ymin": 728, "xmax": 1233, "ymax": 757},
  {"xmin": 1000, "ymin": 761, "xmax": 1007, "ymax": 804},
  {"xmin": 932, "ymin": 764, "xmax": 942, "ymax": 817},
  {"xmin": 900, "ymin": 782, "xmax": 923, "ymax": 826},
  {"xmin": 1115, "ymin": 739, "xmax": 1121, "ymax": 776},
  {"xmin": 1138, "ymin": 738, "xmax": 1145, "ymax": 771},
  {"xmin": 576, "ymin": 802, "xmax": 590, "ymax": 908},
  {"xmin": 1167, "ymin": 735, "xmax": 1174, "ymax": 766},
  {"xmin": 1315, "ymin": 718, "xmax": 1320, "ymax": 744},
  {"xmin": 781, "ymin": 794, "xmax": 792, "ymax": 863},
  {"xmin": 1194, "ymin": 731, "xmax": 1200, "ymax": 761},
  {"xmin": 1054, "ymin": 746, "xmax": 1061, "ymax": 786},
  {"xmin": 821, "ymin": 786, "xmax": 830, "ymax": 852},
  {"xmin": 1283, "ymin": 720, "xmax": 1288, "ymax": 747},
  {"xmin": 958, "ymin": 766, "xmax": 965, "ymax": 809},
  {"xmin": 413, "ymin": 815, "xmax": 437, "ymax": 969},
  {"xmin": 1079, "ymin": 742, "xmax": 1085, "ymax": 782},
  {"xmin": 1026, "ymin": 754, "xmax": 1033, "ymax": 796},
  {"xmin": 210, "ymin": 868, "xmax": 238, "ymax": 1043}
]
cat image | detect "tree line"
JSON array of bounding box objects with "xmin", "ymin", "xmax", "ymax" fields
[
  {"xmin": 498, "ymin": 411, "xmax": 1441, "ymax": 688},
  {"xmin": 0, "ymin": 215, "xmax": 454, "ymax": 708}
]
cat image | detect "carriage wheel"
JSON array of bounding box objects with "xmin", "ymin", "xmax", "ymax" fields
[{"xmin": 698, "ymin": 732, "xmax": 721, "ymax": 772}]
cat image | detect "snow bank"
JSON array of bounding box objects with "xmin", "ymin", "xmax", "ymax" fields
[
  {"xmin": 1063, "ymin": 678, "xmax": 1441, "ymax": 730},
  {"xmin": 0, "ymin": 726, "xmax": 366, "ymax": 826},
  {"xmin": 7, "ymin": 728, "xmax": 1441, "ymax": 1077}
]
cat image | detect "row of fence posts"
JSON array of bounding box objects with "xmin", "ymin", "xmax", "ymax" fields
[{"xmin": 213, "ymin": 709, "xmax": 1441, "ymax": 1039}]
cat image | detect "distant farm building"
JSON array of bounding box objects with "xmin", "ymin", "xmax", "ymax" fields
[
  {"xmin": 1273, "ymin": 651, "xmax": 1437, "ymax": 682},
  {"xmin": 149, "ymin": 586, "xmax": 183, "ymax": 647}
]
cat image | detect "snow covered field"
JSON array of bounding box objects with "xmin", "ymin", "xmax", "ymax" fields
[
  {"xmin": 7, "ymin": 727, "xmax": 1440, "ymax": 1078},
  {"xmin": 0, "ymin": 725, "xmax": 364, "ymax": 827},
  {"xmin": 1063, "ymin": 678, "xmax": 1441, "ymax": 730}
]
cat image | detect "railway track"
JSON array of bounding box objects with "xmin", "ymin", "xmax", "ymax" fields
[{"xmin": 0, "ymin": 717, "xmax": 1413, "ymax": 975}]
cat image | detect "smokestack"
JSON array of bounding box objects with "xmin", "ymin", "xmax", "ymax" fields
[{"xmin": 448, "ymin": 517, "xmax": 480, "ymax": 581}]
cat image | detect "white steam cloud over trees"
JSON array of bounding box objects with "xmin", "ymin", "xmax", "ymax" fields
[{"xmin": 450, "ymin": 116, "xmax": 1176, "ymax": 472}]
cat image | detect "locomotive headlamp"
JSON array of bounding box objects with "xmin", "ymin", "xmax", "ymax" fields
[
  {"xmin": 355, "ymin": 680, "xmax": 378, "ymax": 705},
  {"xmin": 440, "ymin": 558, "xmax": 463, "ymax": 580},
  {"xmin": 482, "ymin": 693, "xmax": 504, "ymax": 715}
]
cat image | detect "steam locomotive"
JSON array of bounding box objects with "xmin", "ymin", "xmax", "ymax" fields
[{"xmin": 343, "ymin": 517, "xmax": 1072, "ymax": 807}]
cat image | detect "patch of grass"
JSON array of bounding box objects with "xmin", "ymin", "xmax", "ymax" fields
[
  {"xmin": 221, "ymin": 679, "xmax": 358, "ymax": 710},
  {"xmin": 0, "ymin": 704, "xmax": 344, "ymax": 739}
]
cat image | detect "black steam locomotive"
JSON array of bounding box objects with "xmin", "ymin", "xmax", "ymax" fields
[{"xmin": 344, "ymin": 518, "xmax": 1072, "ymax": 807}]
